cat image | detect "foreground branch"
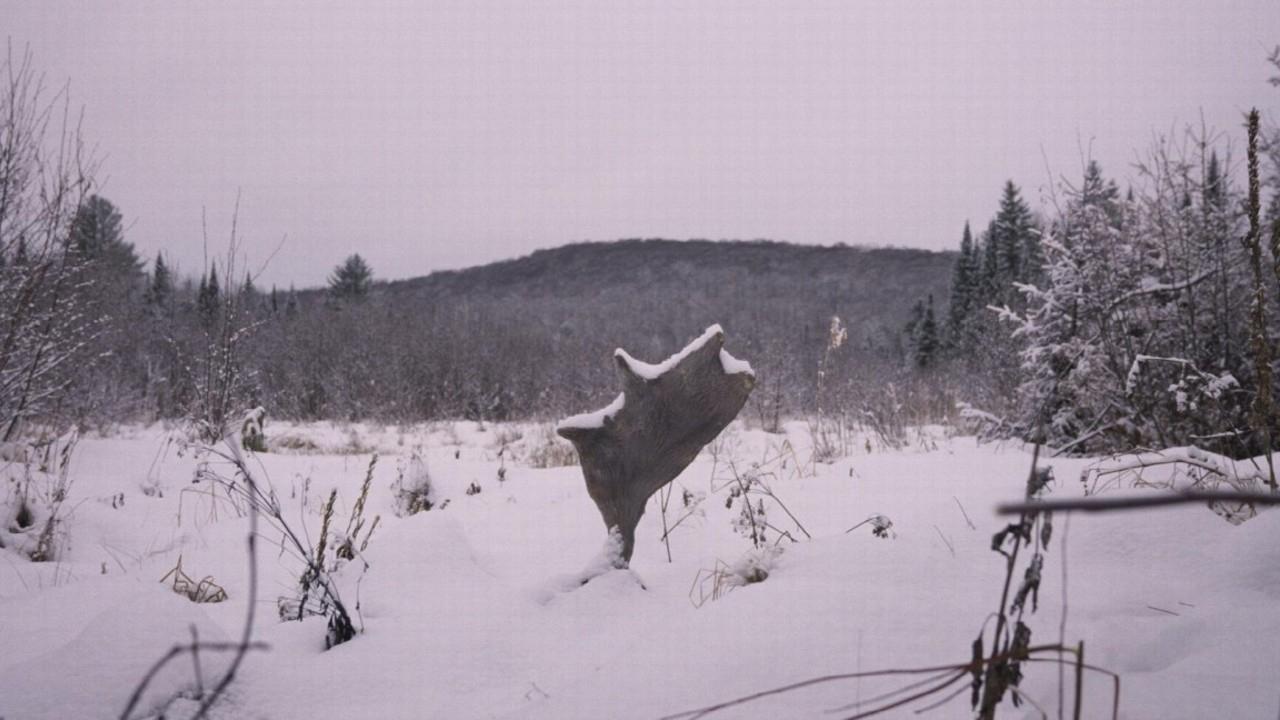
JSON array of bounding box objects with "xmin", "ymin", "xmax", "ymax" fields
[{"xmin": 996, "ymin": 489, "xmax": 1280, "ymax": 515}]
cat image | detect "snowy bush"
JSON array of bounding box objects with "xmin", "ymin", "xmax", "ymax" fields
[
  {"xmin": 1, "ymin": 429, "xmax": 79, "ymax": 561},
  {"xmin": 240, "ymin": 406, "xmax": 267, "ymax": 452},
  {"xmin": 391, "ymin": 450, "xmax": 436, "ymax": 516}
]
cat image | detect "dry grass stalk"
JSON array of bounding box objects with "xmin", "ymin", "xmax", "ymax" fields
[{"xmin": 159, "ymin": 555, "xmax": 228, "ymax": 603}]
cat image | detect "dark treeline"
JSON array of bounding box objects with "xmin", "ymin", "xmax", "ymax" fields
[{"xmin": 35, "ymin": 236, "xmax": 956, "ymax": 432}]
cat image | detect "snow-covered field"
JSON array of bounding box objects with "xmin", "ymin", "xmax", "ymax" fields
[{"xmin": 2, "ymin": 421, "xmax": 1279, "ymax": 719}]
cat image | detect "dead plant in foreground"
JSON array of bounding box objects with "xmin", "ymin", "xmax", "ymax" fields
[
  {"xmin": 186, "ymin": 439, "xmax": 362, "ymax": 650},
  {"xmin": 159, "ymin": 555, "xmax": 228, "ymax": 603}
]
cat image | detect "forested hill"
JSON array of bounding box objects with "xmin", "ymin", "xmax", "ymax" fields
[
  {"xmin": 263, "ymin": 239, "xmax": 955, "ymax": 421},
  {"xmin": 381, "ymin": 239, "xmax": 953, "ymax": 330}
]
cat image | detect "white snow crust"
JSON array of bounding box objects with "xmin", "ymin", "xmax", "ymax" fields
[
  {"xmin": 556, "ymin": 392, "xmax": 625, "ymax": 431},
  {"xmin": 4, "ymin": 422, "xmax": 1279, "ymax": 719},
  {"xmin": 719, "ymin": 347, "xmax": 754, "ymax": 376},
  {"xmin": 614, "ymin": 324, "xmax": 723, "ymax": 380}
]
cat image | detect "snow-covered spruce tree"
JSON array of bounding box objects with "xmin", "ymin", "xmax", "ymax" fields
[
  {"xmin": 1126, "ymin": 130, "xmax": 1257, "ymax": 453},
  {"xmin": 1012, "ymin": 148, "xmax": 1255, "ymax": 454},
  {"xmin": 1008, "ymin": 162, "xmax": 1139, "ymax": 449},
  {"xmin": 942, "ymin": 183, "xmax": 1044, "ymax": 418},
  {"xmin": 945, "ymin": 221, "xmax": 980, "ymax": 348},
  {"xmin": 982, "ymin": 181, "xmax": 1040, "ymax": 308}
]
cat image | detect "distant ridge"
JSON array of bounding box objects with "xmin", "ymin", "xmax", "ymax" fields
[
  {"xmin": 379, "ymin": 239, "xmax": 954, "ymax": 331},
  {"xmin": 275, "ymin": 238, "xmax": 958, "ymax": 420}
]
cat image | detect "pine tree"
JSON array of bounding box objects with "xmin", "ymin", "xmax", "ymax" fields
[
  {"xmin": 913, "ymin": 295, "xmax": 939, "ymax": 369},
  {"xmin": 69, "ymin": 195, "xmax": 144, "ymax": 283},
  {"xmin": 146, "ymin": 252, "xmax": 173, "ymax": 308},
  {"xmin": 991, "ymin": 181, "xmax": 1037, "ymax": 293},
  {"xmin": 947, "ymin": 222, "xmax": 977, "ymax": 340},
  {"xmin": 328, "ymin": 254, "xmax": 373, "ymax": 301},
  {"xmin": 1205, "ymin": 151, "xmax": 1224, "ymax": 210},
  {"xmin": 979, "ymin": 220, "xmax": 1000, "ymax": 302},
  {"xmin": 285, "ymin": 284, "xmax": 300, "ymax": 317},
  {"xmin": 198, "ymin": 264, "xmax": 221, "ymax": 322},
  {"xmin": 1014, "ymin": 162, "xmax": 1137, "ymax": 449}
]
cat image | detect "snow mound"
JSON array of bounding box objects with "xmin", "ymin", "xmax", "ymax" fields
[
  {"xmin": 556, "ymin": 392, "xmax": 625, "ymax": 431},
  {"xmin": 0, "ymin": 590, "xmax": 232, "ymax": 720}
]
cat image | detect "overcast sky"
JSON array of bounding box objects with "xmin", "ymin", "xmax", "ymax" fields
[{"xmin": 7, "ymin": 1, "xmax": 1279, "ymax": 287}]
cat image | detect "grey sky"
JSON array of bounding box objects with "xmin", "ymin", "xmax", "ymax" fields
[{"xmin": 7, "ymin": 1, "xmax": 1279, "ymax": 288}]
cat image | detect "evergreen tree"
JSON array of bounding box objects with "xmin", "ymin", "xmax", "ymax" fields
[
  {"xmin": 947, "ymin": 222, "xmax": 977, "ymax": 340},
  {"xmin": 1080, "ymin": 160, "xmax": 1121, "ymax": 221},
  {"xmin": 1014, "ymin": 162, "xmax": 1139, "ymax": 448},
  {"xmin": 913, "ymin": 295, "xmax": 939, "ymax": 369},
  {"xmin": 69, "ymin": 194, "xmax": 144, "ymax": 284},
  {"xmin": 1205, "ymin": 151, "xmax": 1224, "ymax": 209},
  {"xmin": 991, "ymin": 181, "xmax": 1037, "ymax": 292},
  {"xmin": 146, "ymin": 252, "xmax": 173, "ymax": 308},
  {"xmin": 285, "ymin": 284, "xmax": 300, "ymax": 317},
  {"xmin": 979, "ymin": 220, "xmax": 1000, "ymax": 302},
  {"xmin": 328, "ymin": 254, "xmax": 373, "ymax": 301},
  {"xmin": 198, "ymin": 264, "xmax": 221, "ymax": 322}
]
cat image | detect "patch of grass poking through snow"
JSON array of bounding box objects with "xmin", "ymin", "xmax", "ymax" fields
[
  {"xmin": 159, "ymin": 555, "xmax": 228, "ymax": 603},
  {"xmin": 185, "ymin": 437, "xmax": 363, "ymax": 651},
  {"xmin": 529, "ymin": 425, "xmax": 579, "ymax": 467},
  {"xmin": 335, "ymin": 455, "xmax": 380, "ymax": 561},
  {"xmin": 688, "ymin": 547, "xmax": 783, "ymax": 608},
  {"xmin": 844, "ymin": 513, "xmax": 896, "ymax": 539},
  {"xmin": 287, "ymin": 456, "xmax": 380, "ymax": 649}
]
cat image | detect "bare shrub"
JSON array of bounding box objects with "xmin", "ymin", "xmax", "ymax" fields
[
  {"xmin": 0, "ymin": 45, "xmax": 101, "ymax": 442},
  {"xmin": 188, "ymin": 438, "xmax": 360, "ymax": 650}
]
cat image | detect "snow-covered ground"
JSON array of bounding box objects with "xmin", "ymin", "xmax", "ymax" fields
[{"xmin": 2, "ymin": 421, "xmax": 1278, "ymax": 719}]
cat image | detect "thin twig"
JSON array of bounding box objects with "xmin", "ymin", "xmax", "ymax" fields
[
  {"xmin": 932, "ymin": 525, "xmax": 956, "ymax": 558},
  {"xmin": 953, "ymin": 496, "xmax": 977, "ymax": 530}
]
